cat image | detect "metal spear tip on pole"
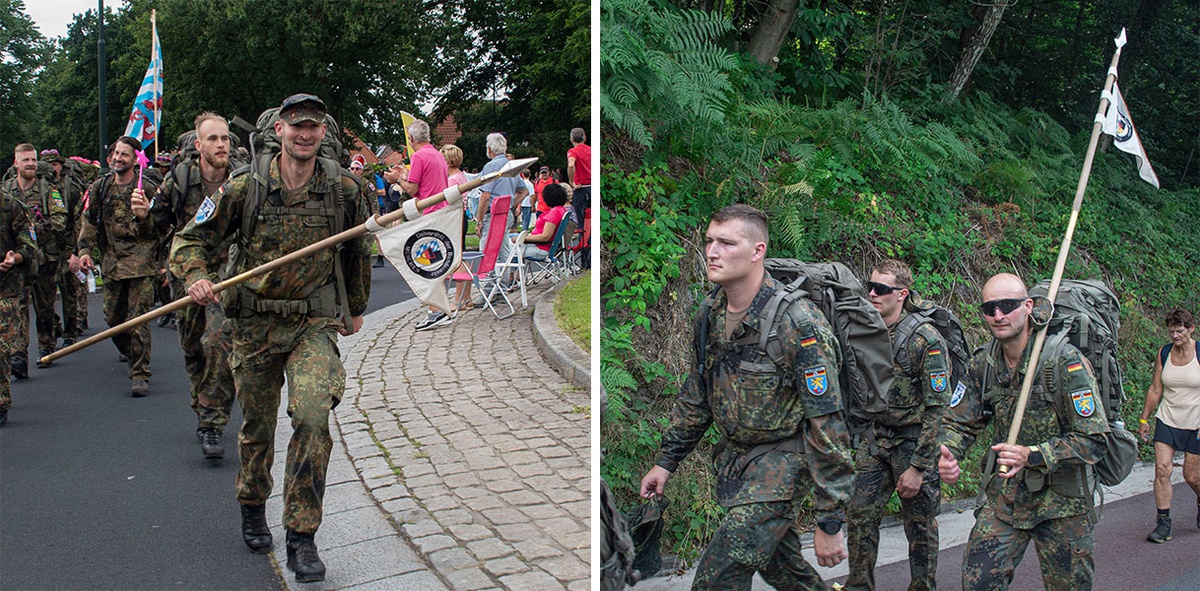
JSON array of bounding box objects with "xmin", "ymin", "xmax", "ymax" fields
[{"xmin": 498, "ymin": 157, "xmax": 538, "ymax": 179}]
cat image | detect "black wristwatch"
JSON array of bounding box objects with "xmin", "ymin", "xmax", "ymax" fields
[
  {"xmin": 817, "ymin": 516, "xmax": 844, "ymax": 535},
  {"xmin": 1028, "ymin": 445, "xmax": 1045, "ymax": 468}
]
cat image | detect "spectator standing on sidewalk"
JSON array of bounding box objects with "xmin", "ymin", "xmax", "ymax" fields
[
  {"xmin": 477, "ymin": 133, "xmax": 527, "ymax": 284},
  {"xmin": 533, "ymin": 165, "xmax": 554, "ymax": 219},
  {"xmin": 1137, "ymin": 308, "xmax": 1200, "ymax": 543},
  {"xmin": 566, "ymin": 128, "xmax": 590, "ymax": 269},
  {"xmin": 397, "ymin": 120, "xmax": 453, "ymax": 332}
]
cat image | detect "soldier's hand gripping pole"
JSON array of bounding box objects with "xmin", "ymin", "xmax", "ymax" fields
[
  {"xmin": 40, "ymin": 157, "xmax": 539, "ymax": 365},
  {"xmin": 999, "ymin": 31, "xmax": 1125, "ymax": 474}
]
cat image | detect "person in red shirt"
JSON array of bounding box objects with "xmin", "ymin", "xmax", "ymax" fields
[
  {"xmin": 566, "ymin": 128, "xmax": 590, "ymax": 269},
  {"xmin": 533, "ymin": 165, "xmax": 555, "ymax": 217}
]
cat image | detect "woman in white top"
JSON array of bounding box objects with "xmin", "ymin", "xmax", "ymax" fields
[{"xmin": 1138, "ymin": 308, "xmax": 1200, "ymax": 543}]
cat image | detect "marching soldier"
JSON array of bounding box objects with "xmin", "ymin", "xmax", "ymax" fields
[{"xmin": 0, "ymin": 189, "xmax": 39, "ymax": 425}]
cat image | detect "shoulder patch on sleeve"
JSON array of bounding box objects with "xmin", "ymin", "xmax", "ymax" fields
[
  {"xmin": 804, "ymin": 365, "xmax": 829, "ymax": 396},
  {"xmin": 1071, "ymin": 389, "xmax": 1097, "ymax": 417},
  {"xmin": 193, "ymin": 195, "xmax": 217, "ymax": 225},
  {"xmin": 950, "ymin": 381, "xmax": 967, "ymax": 407}
]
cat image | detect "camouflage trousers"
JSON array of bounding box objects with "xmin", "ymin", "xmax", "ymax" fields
[
  {"xmin": 176, "ymin": 288, "xmax": 235, "ymax": 431},
  {"xmin": 56, "ymin": 257, "xmax": 83, "ymax": 340},
  {"xmin": 693, "ymin": 500, "xmax": 831, "ymax": 591},
  {"xmin": 962, "ymin": 503, "xmax": 1095, "ymax": 591},
  {"xmin": 103, "ymin": 275, "xmax": 155, "ymax": 380},
  {"xmin": 0, "ymin": 297, "xmax": 18, "ymax": 411},
  {"xmin": 13, "ymin": 290, "xmax": 29, "ymax": 358},
  {"xmin": 846, "ymin": 441, "xmax": 942, "ymax": 591},
  {"xmin": 232, "ymin": 317, "xmax": 344, "ymax": 534},
  {"xmin": 17, "ymin": 259, "xmax": 61, "ymax": 352}
]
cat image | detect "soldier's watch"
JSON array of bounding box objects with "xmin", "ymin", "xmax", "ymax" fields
[
  {"xmin": 1028, "ymin": 445, "xmax": 1045, "ymax": 467},
  {"xmin": 817, "ymin": 516, "xmax": 843, "ymax": 535}
]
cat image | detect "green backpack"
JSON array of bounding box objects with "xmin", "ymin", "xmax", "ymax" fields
[{"xmin": 1029, "ymin": 279, "xmax": 1138, "ymax": 487}]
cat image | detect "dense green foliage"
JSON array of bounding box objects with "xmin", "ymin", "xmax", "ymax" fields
[
  {"xmin": 4, "ymin": 0, "xmax": 589, "ymax": 172},
  {"xmin": 600, "ymin": 0, "xmax": 1200, "ymax": 563}
]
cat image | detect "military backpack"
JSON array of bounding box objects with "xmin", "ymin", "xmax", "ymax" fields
[
  {"xmin": 164, "ymin": 129, "xmax": 247, "ymax": 225},
  {"xmin": 895, "ymin": 294, "xmax": 972, "ymax": 407},
  {"xmin": 1028, "ymin": 279, "xmax": 1138, "ymax": 488},
  {"xmin": 699, "ymin": 259, "xmax": 894, "ymax": 439}
]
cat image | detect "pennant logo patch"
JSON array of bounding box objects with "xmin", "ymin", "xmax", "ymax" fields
[
  {"xmin": 950, "ymin": 381, "xmax": 966, "ymax": 407},
  {"xmin": 804, "ymin": 366, "xmax": 828, "ymax": 396},
  {"xmin": 403, "ymin": 229, "xmax": 457, "ymax": 279},
  {"xmin": 52, "ymin": 190, "xmax": 64, "ymax": 210},
  {"xmin": 28, "ymin": 225, "xmax": 37, "ymax": 242},
  {"xmin": 930, "ymin": 370, "xmax": 948, "ymax": 393},
  {"xmin": 194, "ymin": 196, "xmax": 217, "ymax": 225},
  {"xmin": 1071, "ymin": 389, "xmax": 1096, "ymax": 417}
]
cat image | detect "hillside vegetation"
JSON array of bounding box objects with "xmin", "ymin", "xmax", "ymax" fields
[{"xmin": 600, "ymin": 0, "xmax": 1200, "ymax": 563}]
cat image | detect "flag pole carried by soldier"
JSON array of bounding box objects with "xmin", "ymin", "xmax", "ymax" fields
[
  {"xmin": 936, "ymin": 28, "xmax": 1144, "ymax": 591},
  {"xmin": 42, "ymin": 137, "xmax": 538, "ymax": 368}
]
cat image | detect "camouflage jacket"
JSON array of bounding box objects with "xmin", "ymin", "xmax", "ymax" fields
[
  {"xmin": 940, "ymin": 337, "xmax": 1109, "ymax": 528},
  {"xmin": 0, "ymin": 193, "xmax": 38, "ymax": 298},
  {"xmin": 658, "ymin": 274, "xmax": 854, "ymax": 516},
  {"xmin": 169, "ymin": 155, "xmax": 373, "ymax": 319},
  {"xmin": 77, "ymin": 175, "xmax": 167, "ymax": 280},
  {"xmin": 1, "ymin": 175, "xmax": 68, "ymax": 259},
  {"xmin": 876, "ymin": 313, "xmax": 953, "ymax": 471},
  {"xmin": 52, "ymin": 170, "xmax": 85, "ymax": 256},
  {"xmin": 156, "ymin": 160, "xmax": 234, "ymax": 265}
]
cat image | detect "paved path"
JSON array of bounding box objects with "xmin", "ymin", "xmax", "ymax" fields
[{"xmin": 268, "ymin": 278, "xmax": 592, "ymax": 590}]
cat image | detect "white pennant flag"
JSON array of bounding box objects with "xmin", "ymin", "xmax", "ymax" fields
[
  {"xmin": 1101, "ymin": 80, "xmax": 1160, "ymax": 188},
  {"xmin": 374, "ymin": 196, "xmax": 464, "ymax": 314}
]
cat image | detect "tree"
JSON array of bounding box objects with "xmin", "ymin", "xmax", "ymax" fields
[
  {"xmin": 745, "ymin": 0, "xmax": 801, "ymax": 69},
  {"xmin": 1, "ymin": 0, "xmax": 47, "ymax": 163},
  {"xmin": 946, "ymin": 0, "xmax": 1010, "ymax": 100}
]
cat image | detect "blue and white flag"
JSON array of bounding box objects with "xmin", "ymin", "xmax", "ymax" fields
[{"xmin": 123, "ymin": 21, "xmax": 163, "ymax": 149}]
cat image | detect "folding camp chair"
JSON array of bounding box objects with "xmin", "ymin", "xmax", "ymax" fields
[
  {"xmin": 565, "ymin": 207, "xmax": 591, "ymax": 273},
  {"xmin": 526, "ymin": 208, "xmax": 576, "ymax": 285},
  {"xmin": 457, "ymin": 195, "xmax": 514, "ymax": 319}
]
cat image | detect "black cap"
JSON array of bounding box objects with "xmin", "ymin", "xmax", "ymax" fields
[{"xmin": 279, "ymin": 93, "xmax": 326, "ymax": 124}]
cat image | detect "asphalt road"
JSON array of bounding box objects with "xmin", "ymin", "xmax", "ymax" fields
[
  {"xmin": 0, "ymin": 263, "xmax": 412, "ymax": 590},
  {"xmin": 832, "ymin": 481, "xmax": 1200, "ymax": 591}
]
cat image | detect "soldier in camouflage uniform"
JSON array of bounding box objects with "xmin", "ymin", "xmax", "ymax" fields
[
  {"xmin": 40, "ymin": 149, "xmax": 86, "ymax": 347},
  {"xmin": 937, "ymin": 273, "xmax": 1109, "ymax": 591},
  {"xmin": 170, "ymin": 94, "xmax": 373, "ymax": 584},
  {"xmin": 640, "ymin": 204, "xmax": 854, "ymax": 591},
  {"xmin": 846, "ymin": 260, "xmax": 951, "ymax": 591},
  {"xmin": 157, "ymin": 112, "xmax": 236, "ymax": 459},
  {"xmin": 0, "ymin": 190, "xmax": 39, "ymax": 426},
  {"xmin": 74, "ymin": 135, "xmax": 168, "ymax": 397},
  {"xmin": 3, "ymin": 143, "xmax": 69, "ymax": 372}
]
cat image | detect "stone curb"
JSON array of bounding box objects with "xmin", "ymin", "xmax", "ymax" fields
[{"xmin": 531, "ymin": 276, "xmax": 590, "ymax": 391}]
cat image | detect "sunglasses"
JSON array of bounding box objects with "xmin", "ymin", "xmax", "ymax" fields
[
  {"xmin": 980, "ymin": 298, "xmax": 1027, "ymax": 317},
  {"xmin": 866, "ymin": 281, "xmax": 901, "ymax": 296}
]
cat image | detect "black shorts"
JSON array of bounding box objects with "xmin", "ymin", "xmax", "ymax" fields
[{"xmin": 1153, "ymin": 418, "xmax": 1200, "ymax": 455}]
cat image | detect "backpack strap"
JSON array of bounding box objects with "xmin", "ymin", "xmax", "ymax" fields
[
  {"xmin": 695, "ymin": 285, "xmax": 722, "ymax": 384},
  {"xmin": 893, "ymin": 311, "xmax": 930, "ymax": 375},
  {"xmin": 171, "ymin": 160, "xmax": 192, "ymax": 223}
]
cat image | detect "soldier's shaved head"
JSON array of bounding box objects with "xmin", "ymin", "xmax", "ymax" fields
[{"xmin": 982, "ymin": 273, "xmax": 1028, "ymax": 301}]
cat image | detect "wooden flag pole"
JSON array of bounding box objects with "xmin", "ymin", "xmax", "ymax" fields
[
  {"xmin": 151, "ymin": 9, "xmax": 159, "ymax": 160},
  {"xmin": 41, "ymin": 157, "xmax": 538, "ymax": 364},
  {"xmin": 998, "ymin": 30, "xmax": 1126, "ymax": 473}
]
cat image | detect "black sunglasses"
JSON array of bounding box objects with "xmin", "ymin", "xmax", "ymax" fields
[
  {"xmin": 866, "ymin": 281, "xmax": 901, "ymax": 296},
  {"xmin": 980, "ymin": 298, "xmax": 1027, "ymax": 317}
]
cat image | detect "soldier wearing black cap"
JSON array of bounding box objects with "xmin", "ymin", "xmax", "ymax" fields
[{"xmin": 171, "ymin": 93, "xmax": 374, "ymax": 583}]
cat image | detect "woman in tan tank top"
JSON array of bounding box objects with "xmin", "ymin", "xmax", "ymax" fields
[{"xmin": 1138, "ymin": 308, "xmax": 1200, "ymax": 543}]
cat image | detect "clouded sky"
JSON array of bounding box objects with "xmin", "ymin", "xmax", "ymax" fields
[{"xmin": 24, "ymin": 0, "xmax": 124, "ymax": 40}]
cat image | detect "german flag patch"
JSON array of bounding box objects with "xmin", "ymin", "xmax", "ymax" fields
[
  {"xmin": 927, "ymin": 347, "xmax": 942, "ymax": 356},
  {"xmin": 1066, "ymin": 361, "xmax": 1083, "ymax": 373},
  {"xmin": 800, "ymin": 336, "xmax": 818, "ymax": 348}
]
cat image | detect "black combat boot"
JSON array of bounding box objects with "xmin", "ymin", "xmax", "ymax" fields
[
  {"xmin": 286, "ymin": 530, "xmax": 326, "ymax": 583},
  {"xmin": 36, "ymin": 348, "xmax": 53, "ymax": 369},
  {"xmin": 240, "ymin": 504, "xmax": 273, "ymax": 554},
  {"xmin": 11, "ymin": 354, "xmax": 28, "ymax": 380},
  {"xmin": 1147, "ymin": 513, "xmax": 1172, "ymax": 543},
  {"xmin": 198, "ymin": 428, "xmax": 224, "ymax": 459}
]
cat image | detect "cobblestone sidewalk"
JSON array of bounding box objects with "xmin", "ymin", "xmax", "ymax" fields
[{"xmin": 336, "ymin": 284, "xmax": 591, "ymax": 590}]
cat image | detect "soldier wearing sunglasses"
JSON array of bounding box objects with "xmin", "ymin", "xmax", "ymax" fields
[
  {"xmin": 846, "ymin": 259, "xmax": 951, "ymax": 591},
  {"xmin": 936, "ymin": 273, "xmax": 1108, "ymax": 590}
]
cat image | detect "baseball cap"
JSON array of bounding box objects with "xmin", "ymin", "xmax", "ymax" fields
[
  {"xmin": 39, "ymin": 149, "xmax": 64, "ymax": 163},
  {"xmin": 279, "ymin": 93, "xmax": 327, "ymax": 125},
  {"xmin": 539, "ymin": 166, "xmax": 549, "ymax": 173},
  {"xmin": 350, "ymin": 154, "xmax": 366, "ymax": 168}
]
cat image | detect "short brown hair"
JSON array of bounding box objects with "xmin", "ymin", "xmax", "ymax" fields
[
  {"xmin": 194, "ymin": 111, "xmax": 227, "ymax": 133},
  {"xmin": 112, "ymin": 136, "xmax": 140, "ymax": 155},
  {"xmin": 711, "ymin": 204, "xmax": 769, "ymax": 247},
  {"xmin": 14, "ymin": 143, "xmax": 35, "ymax": 155},
  {"xmin": 873, "ymin": 259, "xmax": 913, "ymax": 289},
  {"xmin": 1165, "ymin": 309, "xmax": 1194, "ymax": 329}
]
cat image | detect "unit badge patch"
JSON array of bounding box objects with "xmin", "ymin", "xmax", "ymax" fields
[
  {"xmin": 930, "ymin": 370, "xmax": 948, "ymax": 393},
  {"xmin": 950, "ymin": 381, "xmax": 966, "ymax": 407},
  {"xmin": 1071, "ymin": 389, "xmax": 1096, "ymax": 417},
  {"xmin": 194, "ymin": 195, "xmax": 216, "ymax": 225},
  {"xmin": 804, "ymin": 366, "xmax": 828, "ymax": 396}
]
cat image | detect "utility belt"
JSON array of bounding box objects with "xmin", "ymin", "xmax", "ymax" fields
[
  {"xmin": 982, "ymin": 454, "xmax": 1090, "ymax": 499},
  {"xmin": 222, "ymin": 282, "xmax": 340, "ymax": 319},
  {"xmin": 876, "ymin": 423, "xmax": 921, "ymax": 441},
  {"xmin": 713, "ymin": 430, "xmax": 806, "ymax": 479}
]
